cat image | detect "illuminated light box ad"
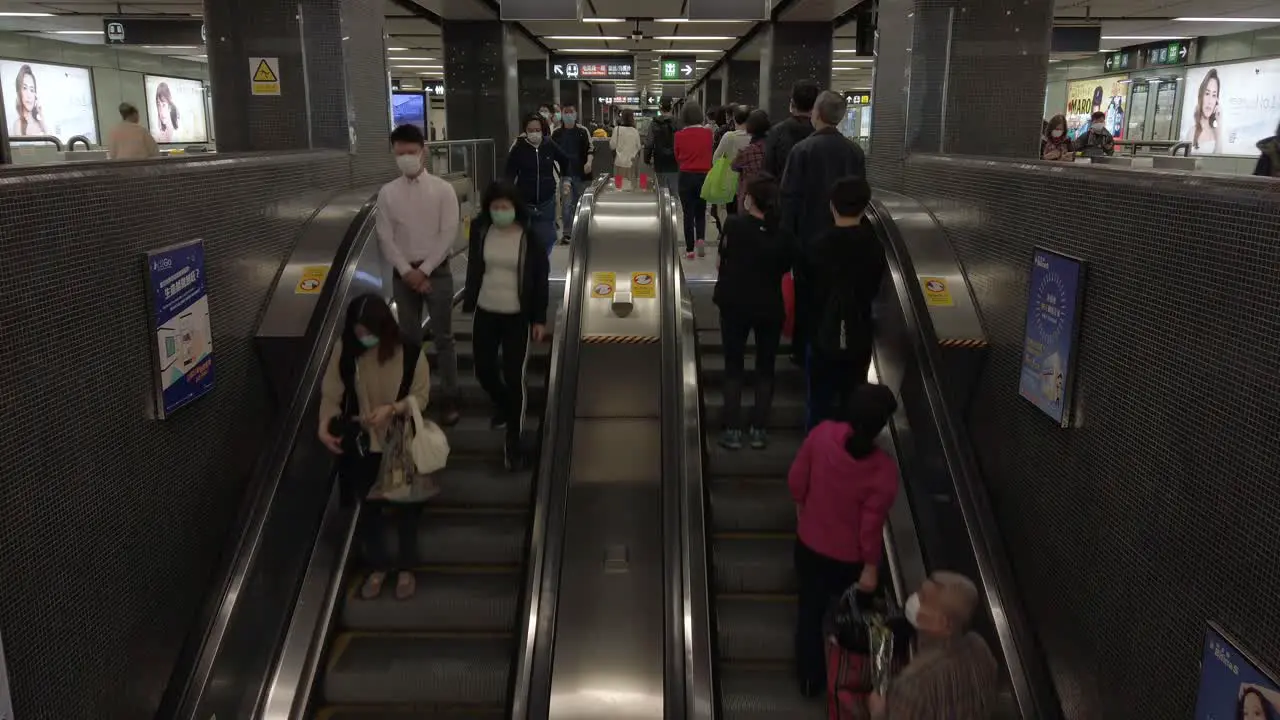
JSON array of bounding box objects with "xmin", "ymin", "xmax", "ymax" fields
[
  {"xmin": 144, "ymin": 75, "xmax": 209, "ymax": 144},
  {"xmin": 1018, "ymin": 248, "xmax": 1086, "ymax": 428},
  {"xmin": 1194, "ymin": 622, "xmax": 1280, "ymax": 719},
  {"xmin": 0, "ymin": 59, "xmax": 98, "ymax": 144},
  {"xmin": 1065, "ymin": 74, "xmax": 1128, "ymax": 141},
  {"xmin": 1181, "ymin": 57, "xmax": 1280, "ymax": 156}
]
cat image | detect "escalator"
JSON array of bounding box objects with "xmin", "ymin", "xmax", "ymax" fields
[{"xmin": 670, "ymin": 191, "xmax": 1062, "ymax": 719}]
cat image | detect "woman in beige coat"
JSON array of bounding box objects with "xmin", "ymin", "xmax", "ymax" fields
[
  {"xmin": 319, "ymin": 294, "xmax": 432, "ymax": 600},
  {"xmin": 610, "ymin": 109, "xmax": 643, "ymax": 188}
]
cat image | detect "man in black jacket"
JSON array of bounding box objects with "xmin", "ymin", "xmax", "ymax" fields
[
  {"xmin": 551, "ymin": 103, "xmax": 593, "ymax": 244},
  {"xmin": 644, "ymin": 98, "xmax": 681, "ymax": 199},
  {"xmin": 781, "ymin": 90, "xmax": 867, "ymax": 365},
  {"xmin": 764, "ymin": 81, "xmax": 819, "ymax": 178}
]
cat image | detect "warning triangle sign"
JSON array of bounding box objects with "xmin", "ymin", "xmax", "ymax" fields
[{"xmin": 253, "ymin": 59, "xmax": 278, "ymax": 83}]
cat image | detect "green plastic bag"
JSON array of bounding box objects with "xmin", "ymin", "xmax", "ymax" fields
[{"xmin": 700, "ymin": 156, "xmax": 738, "ymax": 205}]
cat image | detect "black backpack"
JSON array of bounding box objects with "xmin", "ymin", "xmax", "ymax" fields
[
  {"xmin": 812, "ymin": 285, "xmax": 865, "ymax": 359},
  {"xmin": 651, "ymin": 119, "xmax": 676, "ymax": 163}
]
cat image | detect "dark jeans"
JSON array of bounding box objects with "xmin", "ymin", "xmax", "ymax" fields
[
  {"xmin": 806, "ymin": 343, "xmax": 873, "ymax": 430},
  {"xmin": 794, "ymin": 539, "xmax": 863, "ymax": 688},
  {"xmin": 472, "ymin": 307, "xmax": 531, "ymax": 449},
  {"xmin": 529, "ymin": 197, "xmax": 557, "ymax": 258},
  {"xmin": 678, "ymin": 171, "xmax": 708, "ymax": 252},
  {"xmin": 342, "ymin": 452, "xmax": 423, "ymax": 572},
  {"xmin": 719, "ymin": 308, "xmax": 783, "ymax": 430}
]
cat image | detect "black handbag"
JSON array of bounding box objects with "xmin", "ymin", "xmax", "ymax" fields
[{"xmin": 331, "ymin": 352, "xmax": 371, "ymax": 457}]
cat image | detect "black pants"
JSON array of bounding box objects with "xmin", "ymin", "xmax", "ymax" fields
[
  {"xmin": 719, "ymin": 307, "xmax": 783, "ymax": 430},
  {"xmin": 342, "ymin": 452, "xmax": 423, "ymax": 572},
  {"xmin": 678, "ymin": 171, "xmax": 708, "ymax": 252},
  {"xmin": 472, "ymin": 307, "xmax": 531, "ymax": 448},
  {"xmin": 794, "ymin": 539, "xmax": 863, "ymax": 688},
  {"xmin": 806, "ymin": 343, "xmax": 873, "ymax": 430}
]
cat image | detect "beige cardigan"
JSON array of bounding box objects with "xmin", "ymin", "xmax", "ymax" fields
[{"xmin": 319, "ymin": 340, "xmax": 431, "ymax": 452}]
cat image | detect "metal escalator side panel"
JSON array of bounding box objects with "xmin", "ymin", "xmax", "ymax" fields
[
  {"xmin": 510, "ymin": 175, "xmax": 607, "ymax": 720},
  {"xmin": 663, "ymin": 185, "xmax": 718, "ymax": 720},
  {"xmin": 865, "ymin": 192, "xmax": 1061, "ymax": 720}
]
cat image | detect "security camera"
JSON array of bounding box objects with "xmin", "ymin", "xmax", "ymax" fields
[{"xmin": 631, "ymin": 29, "xmax": 644, "ymax": 43}]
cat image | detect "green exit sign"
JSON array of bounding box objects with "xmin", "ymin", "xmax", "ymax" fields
[
  {"xmin": 660, "ymin": 56, "xmax": 696, "ymax": 81},
  {"xmin": 1144, "ymin": 40, "xmax": 1190, "ymax": 66}
]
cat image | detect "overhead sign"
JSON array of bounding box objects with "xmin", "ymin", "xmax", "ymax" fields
[
  {"xmin": 421, "ymin": 80, "xmax": 444, "ymax": 96},
  {"xmin": 1018, "ymin": 248, "xmax": 1085, "ymax": 428},
  {"xmin": 844, "ymin": 91, "xmax": 872, "ymax": 106},
  {"xmin": 686, "ymin": 0, "xmax": 770, "ymax": 20},
  {"xmin": 550, "ymin": 56, "xmax": 635, "ymax": 80},
  {"xmin": 500, "ymin": 0, "xmax": 580, "ymax": 20},
  {"xmin": 250, "ymin": 57, "xmax": 281, "ymax": 96},
  {"xmin": 599, "ymin": 95, "xmax": 641, "ymax": 105},
  {"xmin": 1102, "ymin": 49, "xmax": 1137, "ymax": 72},
  {"xmin": 1141, "ymin": 39, "xmax": 1191, "ymax": 66},
  {"xmin": 659, "ymin": 56, "xmax": 697, "ymax": 81},
  {"xmin": 143, "ymin": 239, "xmax": 214, "ymax": 419},
  {"xmin": 1051, "ymin": 25, "xmax": 1101, "ymax": 53},
  {"xmin": 104, "ymin": 17, "xmax": 205, "ymax": 46}
]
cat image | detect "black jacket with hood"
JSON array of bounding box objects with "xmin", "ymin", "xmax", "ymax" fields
[
  {"xmin": 644, "ymin": 115, "xmax": 680, "ymax": 173},
  {"xmin": 462, "ymin": 214, "xmax": 551, "ymax": 325},
  {"xmin": 505, "ymin": 136, "xmax": 568, "ymax": 206}
]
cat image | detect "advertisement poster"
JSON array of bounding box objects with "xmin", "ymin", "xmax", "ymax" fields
[
  {"xmin": 144, "ymin": 75, "xmax": 208, "ymax": 144},
  {"xmin": 1065, "ymin": 75, "xmax": 1129, "ymax": 141},
  {"xmin": 1181, "ymin": 58, "xmax": 1280, "ymax": 156},
  {"xmin": 144, "ymin": 240, "xmax": 213, "ymax": 418},
  {"xmin": 391, "ymin": 91, "xmax": 425, "ymax": 131},
  {"xmin": 0, "ymin": 59, "xmax": 98, "ymax": 144},
  {"xmin": 1195, "ymin": 623, "xmax": 1280, "ymax": 720},
  {"xmin": 1018, "ymin": 248, "xmax": 1084, "ymax": 427}
]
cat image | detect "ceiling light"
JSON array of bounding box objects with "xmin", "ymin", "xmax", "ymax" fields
[
  {"xmin": 389, "ymin": 56, "xmax": 435, "ymax": 61},
  {"xmin": 1101, "ymin": 35, "xmax": 1190, "ymax": 40},
  {"xmin": 583, "ymin": 18, "xmax": 625, "ymax": 22},
  {"xmin": 657, "ymin": 18, "xmax": 751, "ymax": 23},
  {"xmin": 557, "ymin": 48, "xmax": 632, "ymax": 53},
  {"xmin": 0, "ymin": 12, "xmax": 54, "ymax": 16},
  {"xmin": 652, "ymin": 36, "xmax": 736, "ymax": 40},
  {"xmin": 833, "ymin": 58, "xmax": 874, "ymax": 63},
  {"xmin": 1173, "ymin": 17, "xmax": 1280, "ymax": 22},
  {"xmin": 833, "ymin": 49, "xmax": 865, "ymax": 53},
  {"xmin": 48, "ymin": 30, "xmax": 103, "ymax": 35},
  {"xmin": 545, "ymin": 35, "xmax": 628, "ymax": 40},
  {"xmin": 387, "ymin": 47, "xmax": 407, "ymax": 51},
  {"xmin": 393, "ymin": 65, "xmax": 442, "ymax": 69}
]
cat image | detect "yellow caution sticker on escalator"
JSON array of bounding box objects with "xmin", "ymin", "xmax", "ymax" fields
[
  {"xmin": 591, "ymin": 272, "xmax": 616, "ymax": 299},
  {"xmin": 632, "ymin": 271, "xmax": 656, "ymax": 298},
  {"xmin": 921, "ymin": 276, "xmax": 954, "ymax": 307}
]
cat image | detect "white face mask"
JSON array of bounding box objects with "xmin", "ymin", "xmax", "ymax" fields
[
  {"xmin": 395, "ymin": 153, "xmax": 421, "ymax": 176},
  {"xmin": 1051, "ymin": 129, "xmax": 1064, "ymax": 139},
  {"xmin": 1091, "ymin": 122, "xmax": 1106, "ymax": 132},
  {"xmin": 905, "ymin": 592, "xmax": 921, "ymax": 628},
  {"xmin": 526, "ymin": 131, "xmax": 543, "ymax": 146}
]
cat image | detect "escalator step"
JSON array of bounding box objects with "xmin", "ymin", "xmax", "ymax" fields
[
  {"xmin": 716, "ymin": 596, "xmax": 796, "ymax": 662},
  {"xmin": 426, "ymin": 340, "xmax": 550, "ymax": 372},
  {"xmin": 713, "ymin": 536, "xmax": 796, "ymax": 594},
  {"xmin": 323, "ymin": 633, "xmax": 510, "ymax": 706},
  {"xmin": 695, "ymin": 330, "xmax": 793, "ymax": 356},
  {"xmin": 707, "ymin": 432, "xmax": 802, "ymax": 478},
  {"xmin": 703, "ymin": 390, "xmax": 806, "ymax": 430},
  {"xmin": 718, "ymin": 664, "xmax": 824, "ymax": 719},
  {"xmin": 316, "ymin": 706, "xmax": 505, "ymax": 719},
  {"xmin": 444, "ymin": 417, "xmax": 542, "ymax": 456},
  {"xmin": 432, "ymin": 462, "xmax": 534, "ymax": 508},
  {"xmin": 361, "ymin": 513, "xmax": 526, "ymax": 566},
  {"xmin": 710, "ymin": 478, "xmax": 796, "ymax": 533},
  {"xmin": 452, "ymin": 375, "xmax": 547, "ymax": 410},
  {"xmin": 699, "ymin": 355, "xmax": 806, "ymax": 392},
  {"xmin": 341, "ymin": 569, "xmax": 521, "ymax": 632}
]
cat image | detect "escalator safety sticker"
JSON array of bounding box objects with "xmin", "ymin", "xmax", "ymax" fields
[
  {"xmin": 632, "ymin": 272, "xmax": 656, "ymax": 298},
  {"xmin": 592, "ymin": 272, "xmax": 616, "ymax": 299},
  {"xmin": 921, "ymin": 276, "xmax": 954, "ymax": 307},
  {"xmin": 295, "ymin": 265, "xmax": 330, "ymax": 294}
]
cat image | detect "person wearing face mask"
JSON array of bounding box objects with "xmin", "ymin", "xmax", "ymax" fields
[
  {"xmin": 507, "ymin": 113, "xmax": 571, "ymax": 258},
  {"xmin": 867, "ymin": 571, "xmax": 999, "ymax": 719},
  {"xmin": 462, "ymin": 181, "xmax": 551, "ymax": 470},
  {"xmin": 788, "ymin": 383, "xmax": 900, "ymax": 697},
  {"xmin": 1073, "ymin": 110, "xmax": 1115, "ymax": 158},
  {"xmin": 609, "ymin": 109, "xmax": 642, "ymax": 189},
  {"xmin": 318, "ymin": 294, "xmax": 433, "ymax": 601},
  {"xmin": 1042, "ymin": 114, "xmax": 1074, "ymax": 162},
  {"xmin": 552, "ymin": 103, "xmax": 594, "ymax": 243},
  {"xmin": 376, "ymin": 124, "xmax": 462, "ymax": 426}
]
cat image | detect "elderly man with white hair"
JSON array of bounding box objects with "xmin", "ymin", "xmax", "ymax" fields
[{"xmin": 868, "ymin": 571, "xmax": 1000, "ymax": 719}]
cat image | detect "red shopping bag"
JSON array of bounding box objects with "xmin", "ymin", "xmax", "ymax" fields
[
  {"xmin": 825, "ymin": 637, "xmax": 872, "ymax": 719},
  {"xmin": 782, "ymin": 272, "xmax": 796, "ymax": 339}
]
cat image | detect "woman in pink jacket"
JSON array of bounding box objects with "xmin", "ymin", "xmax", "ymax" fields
[{"xmin": 788, "ymin": 383, "xmax": 901, "ymax": 696}]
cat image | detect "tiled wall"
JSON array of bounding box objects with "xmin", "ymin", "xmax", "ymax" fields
[
  {"xmin": 898, "ymin": 155, "xmax": 1280, "ymax": 718},
  {"xmin": 0, "ymin": 151, "xmax": 358, "ymax": 719},
  {"xmin": 764, "ymin": 22, "xmax": 833, "ymax": 122},
  {"xmin": 726, "ymin": 59, "xmax": 761, "ymax": 108}
]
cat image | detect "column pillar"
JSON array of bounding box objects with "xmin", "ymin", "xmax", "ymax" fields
[
  {"xmin": 706, "ymin": 78, "xmax": 723, "ymax": 108},
  {"xmin": 726, "ymin": 59, "xmax": 760, "ymax": 108},
  {"xmin": 206, "ymin": 0, "xmax": 386, "ymax": 158},
  {"xmin": 760, "ymin": 21, "xmax": 833, "ymax": 122},
  {"xmin": 443, "ymin": 20, "xmax": 520, "ymax": 172},
  {"xmin": 518, "ymin": 59, "xmax": 553, "ymax": 118}
]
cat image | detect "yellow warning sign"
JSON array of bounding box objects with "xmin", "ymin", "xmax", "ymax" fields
[
  {"xmin": 250, "ymin": 57, "xmax": 281, "ymax": 96},
  {"xmin": 295, "ymin": 265, "xmax": 329, "ymax": 294},
  {"xmin": 922, "ymin": 276, "xmax": 954, "ymax": 307},
  {"xmin": 631, "ymin": 272, "xmax": 656, "ymax": 299},
  {"xmin": 591, "ymin": 272, "xmax": 616, "ymax": 299}
]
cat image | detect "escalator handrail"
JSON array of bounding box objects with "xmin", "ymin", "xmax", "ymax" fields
[
  {"xmin": 170, "ymin": 189, "xmax": 380, "ymax": 717},
  {"xmin": 509, "ymin": 174, "xmax": 609, "ymax": 719},
  {"xmin": 866, "ymin": 195, "xmax": 1062, "ymax": 719},
  {"xmin": 663, "ymin": 186, "xmax": 718, "ymax": 720}
]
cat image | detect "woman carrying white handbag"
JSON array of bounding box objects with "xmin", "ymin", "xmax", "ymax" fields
[{"xmin": 318, "ymin": 294, "xmax": 448, "ymax": 601}]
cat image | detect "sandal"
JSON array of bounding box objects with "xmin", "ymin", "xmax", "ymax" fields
[
  {"xmin": 359, "ymin": 571, "xmax": 386, "ymax": 600},
  {"xmin": 395, "ymin": 571, "xmax": 417, "ymax": 600}
]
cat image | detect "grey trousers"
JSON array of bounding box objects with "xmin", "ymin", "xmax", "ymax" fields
[{"xmin": 393, "ymin": 262, "xmax": 459, "ymax": 399}]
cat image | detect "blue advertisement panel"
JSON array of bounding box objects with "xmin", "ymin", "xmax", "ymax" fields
[
  {"xmin": 1018, "ymin": 248, "xmax": 1084, "ymax": 427},
  {"xmin": 145, "ymin": 240, "xmax": 213, "ymax": 418},
  {"xmin": 1195, "ymin": 623, "xmax": 1280, "ymax": 720},
  {"xmin": 392, "ymin": 91, "xmax": 425, "ymax": 132}
]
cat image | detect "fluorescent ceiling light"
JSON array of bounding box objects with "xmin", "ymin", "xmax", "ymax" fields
[
  {"xmin": 1173, "ymin": 17, "xmax": 1280, "ymax": 22},
  {"xmin": 387, "ymin": 47, "xmax": 407, "ymax": 51},
  {"xmin": 833, "ymin": 49, "xmax": 866, "ymax": 53},
  {"xmin": 1101, "ymin": 35, "xmax": 1190, "ymax": 40},
  {"xmin": 0, "ymin": 12, "xmax": 54, "ymax": 16},
  {"xmin": 545, "ymin": 35, "xmax": 627, "ymax": 40},
  {"xmin": 393, "ymin": 65, "xmax": 442, "ymax": 69},
  {"xmin": 48, "ymin": 30, "xmax": 103, "ymax": 35},
  {"xmin": 389, "ymin": 56, "xmax": 435, "ymax": 61},
  {"xmin": 557, "ymin": 48, "xmax": 632, "ymax": 53},
  {"xmin": 833, "ymin": 58, "xmax": 874, "ymax": 63},
  {"xmin": 583, "ymin": 18, "xmax": 625, "ymax": 22},
  {"xmin": 652, "ymin": 36, "xmax": 735, "ymax": 40},
  {"xmin": 657, "ymin": 18, "xmax": 751, "ymax": 23}
]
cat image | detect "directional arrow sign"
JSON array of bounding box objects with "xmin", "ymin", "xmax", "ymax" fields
[
  {"xmin": 1178, "ymin": 44, "xmax": 1187, "ymax": 59},
  {"xmin": 553, "ymin": 63, "xmax": 566, "ymax": 77},
  {"xmin": 681, "ymin": 64, "xmax": 694, "ymax": 77},
  {"xmin": 660, "ymin": 56, "xmax": 696, "ymax": 82}
]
